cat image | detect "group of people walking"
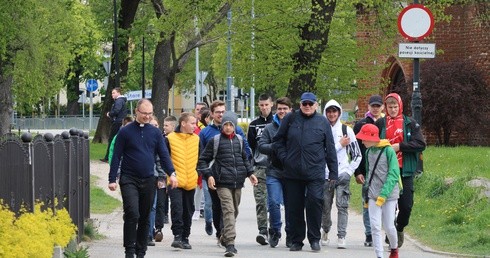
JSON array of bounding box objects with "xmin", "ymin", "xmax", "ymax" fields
[{"xmin": 105, "ymin": 90, "xmax": 425, "ymax": 258}]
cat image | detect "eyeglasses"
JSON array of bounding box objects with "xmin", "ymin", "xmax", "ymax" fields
[
  {"xmin": 213, "ymin": 111, "xmax": 225, "ymax": 115},
  {"xmin": 301, "ymin": 102, "xmax": 314, "ymax": 107},
  {"xmin": 137, "ymin": 109, "xmax": 153, "ymax": 116}
]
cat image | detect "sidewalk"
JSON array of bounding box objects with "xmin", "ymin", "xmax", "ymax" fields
[{"xmin": 87, "ymin": 161, "xmax": 452, "ymax": 258}]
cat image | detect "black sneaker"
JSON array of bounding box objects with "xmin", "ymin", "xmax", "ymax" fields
[
  {"xmin": 171, "ymin": 236, "xmax": 184, "ymax": 249},
  {"xmin": 224, "ymin": 245, "xmax": 235, "ymax": 257},
  {"xmin": 289, "ymin": 243, "xmax": 302, "ymax": 251},
  {"xmin": 147, "ymin": 236, "xmax": 155, "ymax": 247},
  {"xmin": 364, "ymin": 234, "xmax": 373, "ymax": 247},
  {"xmin": 256, "ymin": 229, "xmax": 269, "ymax": 245},
  {"xmin": 182, "ymin": 238, "xmax": 192, "ymax": 249},
  {"xmin": 205, "ymin": 221, "xmax": 213, "ymax": 236},
  {"xmin": 268, "ymin": 228, "xmax": 281, "ymax": 248}
]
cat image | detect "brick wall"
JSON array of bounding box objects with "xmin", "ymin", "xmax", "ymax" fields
[{"xmin": 356, "ymin": 3, "xmax": 489, "ymax": 146}]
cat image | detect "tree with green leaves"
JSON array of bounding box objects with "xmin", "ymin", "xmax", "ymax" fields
[{"xmin": 0, "ymin": 0, "xmax": 94, "ymax": 135}]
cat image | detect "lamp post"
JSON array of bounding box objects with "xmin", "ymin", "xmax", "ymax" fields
[
  {"xmin": 113, "ymin": 0, "xmax": 120, "ymax": 88},
  {"xmin": 226, "ymin": 9, "xmax": 232, "ymax": 110}
]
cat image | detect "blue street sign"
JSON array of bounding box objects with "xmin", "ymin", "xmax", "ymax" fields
[{"xmin": 86, "ymin": 79, "xmax": 98, "ymax": 92}]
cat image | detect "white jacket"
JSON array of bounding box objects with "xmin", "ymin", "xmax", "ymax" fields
[{"xmin": 323, "ymin": 99, "xmax": 362, "ymax": 179}]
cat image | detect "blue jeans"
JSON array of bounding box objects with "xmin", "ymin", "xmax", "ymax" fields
[
  {"xmin": 266, "ymin": 176, "xmax": 283, "ymax": 232},
  {"xmin": 202, "ymin": 180, "xmax": 213, "ymax": 223},
  {"xmin": 148, "ymin": 189, "xmax": 157, "ymax": 239}
]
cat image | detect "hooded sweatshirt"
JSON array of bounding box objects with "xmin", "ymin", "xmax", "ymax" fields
[
  {"xmin": 323, "ymin": 100, "xmax": 362, "ymax": 179},
  {"xmin": 365, "ymin": 140, "xmax": 402, "ymax": 201}
]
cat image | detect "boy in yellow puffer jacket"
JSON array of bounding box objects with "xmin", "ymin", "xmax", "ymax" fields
[
  {"xmin": 166, "ymin": 112, "xmax": 201, "ymax": 250},
  {"xmin": 356, "ymin": 124, "xmax": 402, "ymax": 258}
]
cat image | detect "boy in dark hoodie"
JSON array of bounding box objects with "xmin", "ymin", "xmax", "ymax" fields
[{"xmin": 197, "ymin": 111, "xmax": 258, "ymax": 257}]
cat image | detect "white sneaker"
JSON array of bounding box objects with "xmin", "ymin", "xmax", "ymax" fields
[
  {"xmin": 321, "ymin": 231, "xmax": 329, "ymax": 246},
  {"xmin": 337, "ymin": 237, "xmax": 346, "ymax": 249},
  {"xmin": 192, "ymin": 211, "xmax": 200, "ymax": 220}
]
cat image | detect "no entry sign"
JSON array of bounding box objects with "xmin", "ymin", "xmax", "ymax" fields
[{"xmin": 398, "ymin": 4, "xmax": 434, "ymax": 41}]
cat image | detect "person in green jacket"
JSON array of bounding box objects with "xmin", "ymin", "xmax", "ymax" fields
[
  {"xmin": 375, "ymin": 93, "xmax": 426, "ymax": 248},
  {"xmin": 356, "ymin": 123, "xmax": 401, "ymax": 258}
]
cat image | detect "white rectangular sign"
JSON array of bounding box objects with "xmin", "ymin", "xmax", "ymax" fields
[
  {"xmin": 125, "ymin": 89, "xmax": 152, "ymax": 101},
  {"xmin": 398, "ymin": 43, "xmax": 436, "ymax": 58}
]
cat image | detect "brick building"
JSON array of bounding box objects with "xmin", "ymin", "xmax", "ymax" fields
[{"xmin": 356, "ymin": 3, "xmax": 489, "ymax": 145}]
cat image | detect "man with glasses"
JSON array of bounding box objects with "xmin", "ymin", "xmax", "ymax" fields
[
  {"xmin": 198, "ymin": 100, "xmax": 251, "ymax": 244},
  {"xmin": 108, "ymin": 99, "xmax": 178, "ymax": 258},
  {"xmin": 272, "ymin": 92, "xmax": 338, "ymax": 252}
]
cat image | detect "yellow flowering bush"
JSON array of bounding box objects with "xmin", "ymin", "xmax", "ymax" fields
[{"xmin": 0, "ymin": 202, "xmax": 76, "ymax": 258}]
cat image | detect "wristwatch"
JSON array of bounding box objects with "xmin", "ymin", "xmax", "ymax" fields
[{"xmin": 171, "ymin": 172, "xmax": 176, "ymax": 177}]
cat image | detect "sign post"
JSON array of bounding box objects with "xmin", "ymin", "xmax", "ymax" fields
[
  {"xmin": 397, "ymin": 2, "xmax": 434, "ymax": 175},
  {"xmin": 397, "ymin": 3, "xmax": 434, "ymax": 126},
  {"xmin": 86, "ymin": 79, "xmax": 98, "ymax": 131}
]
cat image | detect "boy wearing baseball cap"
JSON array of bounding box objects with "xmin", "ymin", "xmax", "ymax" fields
[{"xmin": 356, "ymin": 124, "xmax": 402, "ymax": 258}]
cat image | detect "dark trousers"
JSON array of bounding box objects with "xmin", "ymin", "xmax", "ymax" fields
[
  {"xmin": 396, "ymin": 173, "xmax": 414, "ymax": 232},
  {"xmin": 283, "ymin": 178, "xmax": 324, "ymax": 246},
  {"xmin": 155, "ymin": 187, "xmax": 166, "ymax": 230},
  {"xmin": 168, "ymin": 187, "xmax": 195, "ymax": 238},
  {"xmin": 103, "ymin": 121, "xmax": 121, "ymax": 160},
  {"xmin": 209, "ymin": 187, "xmax": 223, "ymax": 238},
  {"xmin": 119, "ymin": 174, "xmax": 156, "ymax": 256}
]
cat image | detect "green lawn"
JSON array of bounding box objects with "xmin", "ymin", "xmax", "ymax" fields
[
  {"xmin": 351, "ymin": 146, "xmax": 490, "ymax": 256},
  {"xmin": 90, "ymin": 175, "xmax": 121, "ymax": 214},
  {"xmin": 89, "ymin": 142, "xmax": 121, "ymax": 214}
]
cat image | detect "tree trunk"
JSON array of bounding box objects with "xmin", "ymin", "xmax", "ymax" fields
[
  {"xmin": 93, "ymin": 0, "xmax": 141, "ymax": 143},
  {"xmin": 152, "ymin": 36, "xmax": 174, "ymax": 123},
  {"xmin": 0, "ymin": 74, "xmax": 13, "ymax": 136},
  {"xmin": 288, "ymin": 0, "xmax": 337, "ymax": 104},
  {"xmin": 66, "ymin": 56, "xmax": 82, "ymax": 116}
]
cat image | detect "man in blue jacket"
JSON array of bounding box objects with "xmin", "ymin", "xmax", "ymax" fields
[{"xmin": 273, "ymin": 92, "xmax": 338, "ymax": 252}]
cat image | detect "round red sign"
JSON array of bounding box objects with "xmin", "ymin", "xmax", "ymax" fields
[{"xmin": 397, "ymin": 4, "xmax": 434, "ymax": 42}]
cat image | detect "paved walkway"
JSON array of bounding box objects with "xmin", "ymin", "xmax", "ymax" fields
[{"xmin": 87, "ymin": 161, "xmax": 454, "ymax": 258}]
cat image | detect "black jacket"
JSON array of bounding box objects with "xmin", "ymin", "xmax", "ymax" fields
[
  {"xmin": 272, "ymin": 110, "xmax": 338, "ymax": 181},
  {"xmin": 353, "ymin": 116, "xmax": 376, "ymax": 177},
  {"xmin": 258, "ymin": 116, "xmax": 282, "ymax": 178},
  {"xmin": 247, "ymin": 113, "xmax": 273, "ymax": 167},
  {"xmin": 109, "ymin": 96, "xmax": 128, "ymax": 123},
  {"xmin": 197, "ymin": 133, "xmax": 253, "ymax": 189}
]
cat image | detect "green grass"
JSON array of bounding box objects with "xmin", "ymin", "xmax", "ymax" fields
[
  {"xmin": 90, "ymin": 142, "xmax": 107, "ymax": 161},
  {"xmin": 90, "ymin": 175, "xmax": 121, "ymax": 214},
  {"xmin": 350, "ymin": 146, "xmax": 490, "ymax": 256}
]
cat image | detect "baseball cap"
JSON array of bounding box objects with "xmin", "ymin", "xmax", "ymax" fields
[
  {"xmin": 369, "ymin": 95, "xmax": 383, "ymax": 106},
  {"xmin": 300, "ymin": 92, "xmax": 317, "ymax": 103}
]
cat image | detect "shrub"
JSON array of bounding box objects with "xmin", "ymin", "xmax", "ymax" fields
[{"xmin": 0, "ymin": 202, "xmax": 76, "ymax": 258}]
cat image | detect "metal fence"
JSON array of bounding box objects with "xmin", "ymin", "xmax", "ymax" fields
[
  {"xmin": 0, "ymin": 129, "xmax": 90, "ymax": 243},
  {"xmin": 12, "ymin": 116, "xmax": 100, "ymax": 131}
]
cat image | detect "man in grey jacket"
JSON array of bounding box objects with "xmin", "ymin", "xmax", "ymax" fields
[{"xmin": 258, "ymin": 97, "xmax": 293, "ymax": 248}]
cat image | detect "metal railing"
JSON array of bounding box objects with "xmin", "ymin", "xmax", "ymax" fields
[{"xmin": 0, "ymin": 129, "xmax": 90, "ymax": 243}]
